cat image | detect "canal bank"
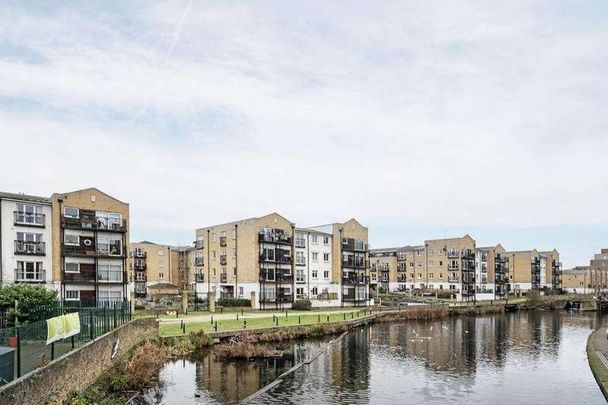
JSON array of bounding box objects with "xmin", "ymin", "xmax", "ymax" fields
[{"xmin": 587, "ymin": 322, "xmax": 608, "ymax": 401}]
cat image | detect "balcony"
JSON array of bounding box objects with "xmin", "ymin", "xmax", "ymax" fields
[
  {"xmin": 98, "ymin": 270, "xmax": 126, "ymax": 283},
  {"xmin": 220, "ymin": 274, "xmax": 228, "ymax": 283},
  {"xmin": 62, "ymin": 215, "xmax": 127, "ymax": 233},
  {"xmin": 134, "ymin": 271, "xmax": 147, "ymax": 282},
  {"xmin": 295, "ymin": 257, "xmax": 306, "ymax": 266},
  {"xmin": 62, "ymin": 244, "xmax": 96, "ymax": 257},
  {"xmin": 63, "ymin": 268, "xmax": 96, "ymax": 283},
  {"xmin": 448, "ymin": 264, "xmax": 459, "ymax": 271},
  {"xmin": 96, "ymin": 246, "xmax": 125, "ymax": 258},
  {"xmin": 195, "ymin": 257, "xmax": 204, "ymax": 266},
  {"xmin": 295, "ymin": 238, "xmax": 306, "ymax": 248},
  {"xmin": 259, "ymin": 229, "xmax": 292, "ymax": 245},
  {"xmin": 195, "ymin": 273, "xmax": 204, "ymax": 282},
  {"xmin": 14, "ymin": 241, "xmax": 45, "ymax": 256},
  {"xmin": 448, "ymin": 276, "xmax": 459, "ymax": 283},
  {"xmin": 220, "ymin": 255, "xmax": 227, "ymax": 265},
  {"xmin": 220, "ymin": 236, "xmax": 227, "ymax": 247},
  {"xmin": 277, "ymin": 294, "xmax": 293, "ymax": 303},
  {"xmin": 447, "ymin": 250, "xmax": 459, "ymax": 258},
  {"xmin": 461, "ymin": 250, "xmax": 475, "ymax": 260},
  {"xmin": 14, "ymin": 211, "xmax": 45, "ymax": 227},
  {"xmin": 133, "ymin": 250, "xmax": 147, "ymax": 258},
  {"xmin": 194, "ymin": 240, "xmax": 204, "ymax": 249},
  {"xmin": 461, "ymin": 263, "xmax": 476, "ymax": 272},
  {"xmin": 342, "ymin": 257, "xmax": 367, "ymax": 269},
  {"xmin": 259, "ymin": 271, "xmax": 293, "ymax": 283},
  {"xmin": 259, "ymin": 251, "xmax": 292, "ymax": 264},
  {"xmin": 341, "ymin": 238, "xmax": 368, "ymax": 252},
  {"xmin": 133, "ymin": 261, "xmax": 146, "ymax": 271},
  {"xmin": 14, "ymin": 268, "xmax": 46, "ymax": 283},
  {"xmin": 342, "ymin": 275, "xmax": 369, "ymax": 285}
]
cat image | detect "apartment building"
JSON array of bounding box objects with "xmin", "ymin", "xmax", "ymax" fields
[
  {"xmin": 475, "ymin": 244, "xmax": 509, "ymax": 299},
  {"xmin": 51, "ymin": 188, "xmax": 129, "ymax": 305},
  {"xmin": 590, "ymin": 249, "xmax": 608, "ymax": 295},
  {"xmin": 293, "ymin": 228, "xmax": 338, "ymax": 307},
  {"xmin": 540, "ymin": 249, "xmax": 562, "ymax": 290},
  {"xmin": 130, "ymin": 241, "xmax": 181, "ymax": 299},
  {"xmin": 309, "ymin": 219, "xmax": 370, "ymax": 307},
  {"xmin": 424, "ymin": 235, "xmax": 476, "ymax": 300},
  {"xmin": 195, "ymin": 212, "xmax": 295, "ymax": 309},
  {"xmin": 369, "ymin": 248, "xmax": 397, "ymax": 293},
  {"xmin": 504, "ymin": 250, "xmax": 541, "ymax": 293},
  {"xmin": 0, "ymin": 192, "xmax": 54, "ymax": 288},
  {"xmin": 562, "ymin": 266, "xmax": 590, "ymax": 294}
]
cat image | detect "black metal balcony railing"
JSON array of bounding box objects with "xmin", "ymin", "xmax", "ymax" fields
[
  {"xmin": 259, "ymin": 272, "xmax": 293, "ymax": 283},
  {"xmin": 259, "ymin": 253, "xmax": 292, "ymax": 264},
  {"xmin": 62, "ymin": 271, "xmax": 97, "ymax": 283},
  {"xmin": 220, "ymin": 236, "xmax": 227, "ymax": 247},
  {"xmin": 342, "ymin": 275, "xmax": 369, "ymax": 285},
  {"xmin": 448, "ymin": 264, "xmax": 459, "ymax": 270},
  {"xmin": 194, "ymin": 240, "xmax": 204, "ymax": 249},
  {"xmin": 133, "ymin": 262, "xmax": 147, "ymax": 271},
  {"xmin": 14, "ymin": 269, "xmax": 46, "ymax": 283},
  {"xmin": 259, "ymin": 230, "xmax": 292, "ymax": 245},
  {"xmin": 195, "ymin": 257, "xmax": 204, "ymax": 266},
  {"xmin": 14, "ymin": 241, "xmax": 45, "ymax": 255},
  {"xmin": 341, "ymin": 238, "xmax": 368, "ymax": 252},
  {"xmin": 195, "ymin": 273, "xmax": 204, "ymax": 282},
  {"xmin": 133, "ymin": 251, "xmax": 147, "ymax": 258},
  {"xmin": 461, "ymin": 250, "xmax": 476, "ymax": 260},
  {"xmin": 461, "ymin": 263, "xmax": 476, "ymax": 271},
  {"xmin": 220, "ymin": 255, "xmax": 227, "ymax": 265},
  {"xmin": 342, "ymin": 258, "xmax": 367, "ymax": 269},
  {"xmin": 134, "ymin": 271, "xmax": 147, "ymax": 282},
  {"xmin": 220, "ymin": 274, "xmax": 227, "ymax": 283},
  {"xmin": 62, "ymin": 215, "xmax": 128, "ymax": 233},
  {"xmin": 13, "ymin": 211, "xmax": 45, "ymax": 227}
]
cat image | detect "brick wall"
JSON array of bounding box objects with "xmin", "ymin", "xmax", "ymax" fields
[{"xmin": 0, "ymin": 318, "xmax": 157, "ymax": 405}]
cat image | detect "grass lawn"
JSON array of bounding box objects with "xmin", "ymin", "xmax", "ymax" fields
[{"xmin": 159, "ymin": 309, "xmax": 368, "ymax": 337}]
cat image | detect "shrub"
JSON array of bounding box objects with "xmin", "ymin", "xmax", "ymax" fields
[
  {"xmin": 189, "ymin": 330, "xmax": 213, "ymax": 349},
  {"xmin": 121, "ymin": 341, "xmax": 169, "ymax": 389},
  {"xmin": 0, "ymin": 284, "xmax": 59, "ymax": 326},
  {"xmin": 292, "ymin": 299, "xmax": 312, "ymax": 310},
  {"xmin": 436, "ymin": 291, "xmax": 453, "ymax": 299},
  {"xmin": 526, "ymin": 289, "xmax": 542, "ymax": 308},
  {"xmin": 217, "ymin": 298, "xmax": 251, "ymax": 307}
]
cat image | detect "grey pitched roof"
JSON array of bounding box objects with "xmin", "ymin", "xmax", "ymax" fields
[{"xmin": 0, "ymin": 191, "xmax": 51, "ymax": 204}]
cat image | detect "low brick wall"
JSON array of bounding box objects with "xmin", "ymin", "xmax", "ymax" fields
[{"xmin": 0, "ymin": 318, "xmax": 158, "ymax": 405}]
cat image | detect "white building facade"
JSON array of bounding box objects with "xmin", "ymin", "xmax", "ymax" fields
[{"xmin": 0, "ymin": 193, "xmax": 54, "ymax": 290}]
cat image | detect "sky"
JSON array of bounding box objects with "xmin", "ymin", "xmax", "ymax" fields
[{"xmin": 0, "ymin": 1, "xmax": 607, "ymax": 268}]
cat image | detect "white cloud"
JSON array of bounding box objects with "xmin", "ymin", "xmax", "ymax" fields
[{"xmin": 0, "ymin": 1, "xmax": 607, "ymax": 265}]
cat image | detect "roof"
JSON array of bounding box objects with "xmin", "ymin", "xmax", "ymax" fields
[
  {"xmin": 370, "ymin": 245, "xmax": 424, "ymax": 253},
  {"xmin": 0, "ymin": 191, "xmax": 51, "ymax": 204},
  {"xmin": 195, "ymin": 212, "xmax": 293, "ymax": 231},
  {"xmin": 51, "ymin": 187, "xmax": 128, "ymax": 205},
  {"xmin": 135, "ymin": 240, "xmax": 158, "ymax": 245},
  {"xmin": 295, "ymin": 227, "xmax": 332, "ymax": 236}
]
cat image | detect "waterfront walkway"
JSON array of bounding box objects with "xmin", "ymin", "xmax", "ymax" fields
[{"xmin": 587, "ymin": 322, "xmax": 608, "ymax": 400}]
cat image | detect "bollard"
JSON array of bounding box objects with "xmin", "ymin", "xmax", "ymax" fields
[
  {"xmin": 51, "ymin": 342, "xmax": 55, "ymax": 361},
  {"xmin": 241, "ymin": 308, "xmax": 244, "ymax": 316},
  {"xmin": 326, "ymin": 314, "xmax": 330, "ymax": 322},
  {"xmin": 285, "ymin": 311, "xmax": 288, "ymax": 318},
  {"xmin": 176, "ymin": 310, "xmax": 179, "ymax": 318},
  {"xmin": 237, "ymin": 314, "xmax": 239, "ymax": 321},
  {"xmin": 214, "ymin": 321, "xmax": 218, "ymax": 331},
  {"xmin": 71, "ymin": 335, "xmax": 75, "ymax": 349},
  {"xmin": 244, "ymin": 319, "xmax": 247, "ymax": 329},
  {"xmin": 211, "ymin": 315, "xmax": 214, "ymax": 324},
  {"xmin": 351, "ymin": 312, "xmax": 354, "ymax": 319},
  {"xmin": 318, "ymin": 314, "xmax": 320, "ymax": 323},
  {"xmin": 299, "ymin": 315, "xmax": 301, "ymax": 324},
  {"xmin": 343, "ymin": 313, "xmax": 346, "ymax": 320}
]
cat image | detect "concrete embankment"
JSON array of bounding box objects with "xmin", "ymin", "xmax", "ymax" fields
[
  {"xmin": 587, "ymin": 324, "xmax": 608, "ymax": 401},
  {"xmin": 0, "ymin": 318, "xmax": 158, "ymax": 405}
]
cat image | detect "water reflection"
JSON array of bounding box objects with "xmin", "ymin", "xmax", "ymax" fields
[{"xmin": 156, "ymin": 312, "xmax": 605, "ymax": 404}]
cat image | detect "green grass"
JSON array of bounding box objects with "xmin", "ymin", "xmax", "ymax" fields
[{"xmin": 159, "ymin": 309, "xmax": 368, "ymax": 337}]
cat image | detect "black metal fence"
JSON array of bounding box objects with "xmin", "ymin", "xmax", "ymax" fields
[{"xmin": 0, "ymin": 301, "xmax": 131, "ymax": 385}]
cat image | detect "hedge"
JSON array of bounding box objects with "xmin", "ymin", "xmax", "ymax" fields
[
  {"xmin": 292, "ymin": 299, "xmax": 312, "ymax": 310},
  {"xmin": 217, "ymin": 298, "xmax": 251, "ymax": 307}
]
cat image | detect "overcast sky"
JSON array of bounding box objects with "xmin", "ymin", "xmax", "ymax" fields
[{"xmin": 1, "ymin": 1, "xmax": 607, "ymax": 267}]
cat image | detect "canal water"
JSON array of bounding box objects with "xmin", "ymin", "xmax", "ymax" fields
[{"xmin": 153, "ymin": 311, "xmax": 605, "ymax": 404}]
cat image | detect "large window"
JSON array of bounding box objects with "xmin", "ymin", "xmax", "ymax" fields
[
  {"xmin": 64, "ymin": 207, "xmax": 79, "ymax": 218},
  {"xmin": 97, "ymin": 236, "xmax": 122, "ymax": 256},
  {"xmin": 65, "ymin": 262, "xmax": 80, "ymax": 273},
  {"xmin": 64, "ymin": 234, "xmax": 80, "ymax": 246},
  {"xmin": 65, "ymin": 290, "xmax": 80, "ymax": 300},
  {"xmin": 98, "ymin": 264, "xmax": 123, "ymax": 282},
  {"xmin": 262, "ymin": 287, "xmax": 276, "ymax": 301},
  {"xmin": 96, "ymin": 211, "xmax": 122, "ymax": 230},
  {"xmin": 98, "ymin": 290, "xmax": 123, "ymax": 304},
  {"xmin": 15, "ymin": 203, "xmax": 44, "ymax": 225},
  {"xmin": 16, "ymin": 261, "xmax": 44, "ymax": 281}
]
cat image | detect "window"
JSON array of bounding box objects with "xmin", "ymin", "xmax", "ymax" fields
[
  {"xmin": 428, "ymin": 248, "xmax": 434, "ymax": 256},
  {"xmin": 65, "ymin": 290, "xmax": 80, "ymax": 300},
  {"xmin": 16, "ymin": 261, "xmax": 44, "ymax": 281},
  {"xmin": 323, "ymin": 253, "xmax": 330, "ymax": 262},
  {"xmin": 296, "ymin": 287, "xmax": 304, "ymax": 296},
  {"xmin": 159, "ymin": 272, "xmax": 164, "ymax": 280},
  {"xmin": 15, "ymin": 203, "xmax": 44, "ymax": 225},
  {"xmin": 233, "ymin": 248, "xmax": 237, "ymax": 258},
  {"xmin": 296, "ymin": 251, "xmax": 305, "ymax": 265},
  {"xmin": 64, "ymin": 207, "xmax": 79, "ymax": 218},
  {"xmin": 233, "ymin": 267, "xmax": 237, "ymax": 276},
  {"xmin": 96, "ymin": 211, "xmax": 121, "ymax": 230},
  {"xmin": 64, "ymin": 234, "xmax": 80, "ymax": 246},
  {"xmin": 158, "ymin": 250, "xmax": 164, "ymax": 256},
  {"xmin": 263, "ymin": 287, "xmax": 276, "ymax": 301},
  {"xmin": 312, "ymin": 235, "xmax": 318, "ymax": 244},
  {"xmin": 98, "ymin": 290, "xmax": 122, "ymax": 304},
  {"xmin": 312, "ymin": 252, "xmax": 319, "ymax": 261},
  {"xmin": 429, "ymin": 273, "xmax": 434, "ymax": 279},
  {"xmin": 159, "ymin": 259, "xmax": 164, "ymax": 267},
  {"xmin": 323, "ymin": 236, "xmax": 329, "ymax": 245},
  {"xmin": 212, "ymin": 250, "xmax": 216, "ymax": 260},
  {"xmin": 323, "ymin": 270, "xmax": 329, "ymax": 279},
  {"xmin": 17, "ymin": 232, "xmax": 42, "ymax": 242},
  {"xmin": 428, "ymin": 261, "xmax": 434, "ymax": 267},
  {"xmin": 98, "ymin": 264, "xmax": 123, "ymax": 282},
  {"xmin": 440, "ymin": 261, "xmax": 443, "ymax": 267},
  {"xmin": 65, "ymin": 262, "xmax": 80, "ymax": 273},
  {"xmin": 311, "ymin": 287, "xmax": 318, "ymax": 295},
  {"xmin": 238, "ymin": 286, "xmax": 244, "ymax": 296},
  {"xmin": 97, "ymin": 236, "xmax": 122, "ymax": 256},
  {"xmin": 312, "ymin": 270, "xmax": 318, "ymax": 279},
  {"xmin": 212, "ymin": 233, "xmax": 216, "ymax": 242},
  {"xmin": 135, "ymin": 272, "xmax": 145, "ymax": 281}
]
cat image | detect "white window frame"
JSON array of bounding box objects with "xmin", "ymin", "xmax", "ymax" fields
[
  {"xmin": 65, "ymin": 262, "xmax": 80, "ymax": 273},
  {"xmin": 65, "ymin": 290, "xmax": 80, "ymax": 301},
  {"xmin": 64, "ymin": 234, "xmax": 80, "ymax": 246},
  {"xmin": 64, "ymin": 207, "xmax": 80, "ymax": 218}
]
